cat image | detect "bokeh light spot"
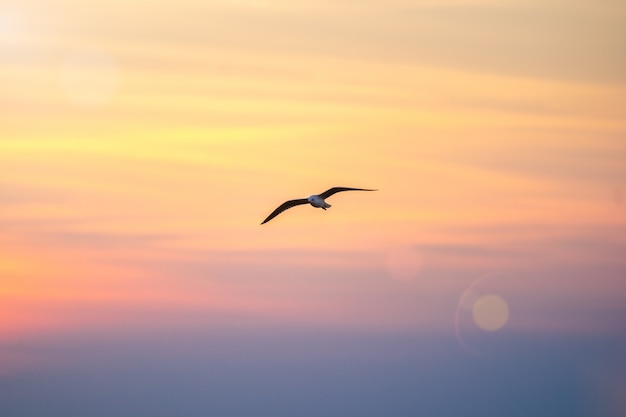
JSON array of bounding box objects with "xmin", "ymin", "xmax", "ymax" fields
[
  {"xmin": 60, "ymin": 48, "xmax": 120, "ymax": 107},
  {"xmin": 613, "ymin": 187, "xmax": 624, "ymax": 206},
  {"xmin": 0, "ymin": 11, "xmax": 19, "ymax": 36},
  {"xmin": 384, "ymin": 246, "xmax": 423, "ymax": 282},
  {"xmin": 472, "ymin": 294, "xmax": 509, "ymax": 331}
]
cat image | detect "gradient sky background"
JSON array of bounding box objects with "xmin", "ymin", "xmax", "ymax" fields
[{"xmin": 2, "ymin": 1, "xmax": 625, "ymax": 416}]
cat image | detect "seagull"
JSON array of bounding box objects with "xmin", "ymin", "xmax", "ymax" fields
[{"xmin": 261, "ymin": 187, "xmax": 377, "ymax": 224}]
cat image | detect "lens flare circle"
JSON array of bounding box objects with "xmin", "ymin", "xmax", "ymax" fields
[
  {"xmin": 472, "ymin": 294, "xmax": 509, "ymax": 331},
  {"xmin": 454, "ymin": 271, "xmax": 514, "ymax": 355}
]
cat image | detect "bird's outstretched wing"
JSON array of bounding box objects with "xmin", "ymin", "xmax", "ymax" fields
[
  {"xmin": 261, "ymin": 198, "xmax": 309, "ymax": 224},
  {"xmin": 318, "ymin": 187, "xmax": 377, "ymax": 199}
]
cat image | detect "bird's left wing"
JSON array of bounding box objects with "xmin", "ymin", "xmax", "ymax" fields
[{"xmin": 261, "ymin": 198, "xmax": 309, "ymax": 224}]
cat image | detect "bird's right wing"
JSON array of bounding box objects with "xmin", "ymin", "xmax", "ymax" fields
[
  {"xmin": 261, "ymin": 198, "xmax": 309, "ymax": 224},
  {"xmin": 318, "ymin": 187, "xmax": 377, "ymax": 199}
]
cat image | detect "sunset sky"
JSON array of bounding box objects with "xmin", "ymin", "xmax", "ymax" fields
[{"xmin": 2, "ymin": 0, "xmax": 625, "ymax": 415}]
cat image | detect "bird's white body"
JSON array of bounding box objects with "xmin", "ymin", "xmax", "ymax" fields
[{"xmin": 307, "ymin": 195, "xmax": 331, "ymax": 209}]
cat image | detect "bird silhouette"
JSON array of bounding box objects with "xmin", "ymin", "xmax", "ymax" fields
[{"xmin": 261, "ymin": 187, "xmax": 377, "ymax": 224}]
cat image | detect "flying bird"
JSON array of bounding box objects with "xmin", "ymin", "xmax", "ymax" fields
[{"xmin": 261, "ymin": 187, "xmax": 377, "ymax": 224}]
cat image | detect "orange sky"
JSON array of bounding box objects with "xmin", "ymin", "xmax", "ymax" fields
[{"xmin": 2, "ymin": 0, "xmax": 625, "ymax": 349}]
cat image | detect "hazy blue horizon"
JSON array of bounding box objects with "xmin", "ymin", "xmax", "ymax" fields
[{"xmin": 2, "ymin": 319, "xmax": 624, "ymax": 417}]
